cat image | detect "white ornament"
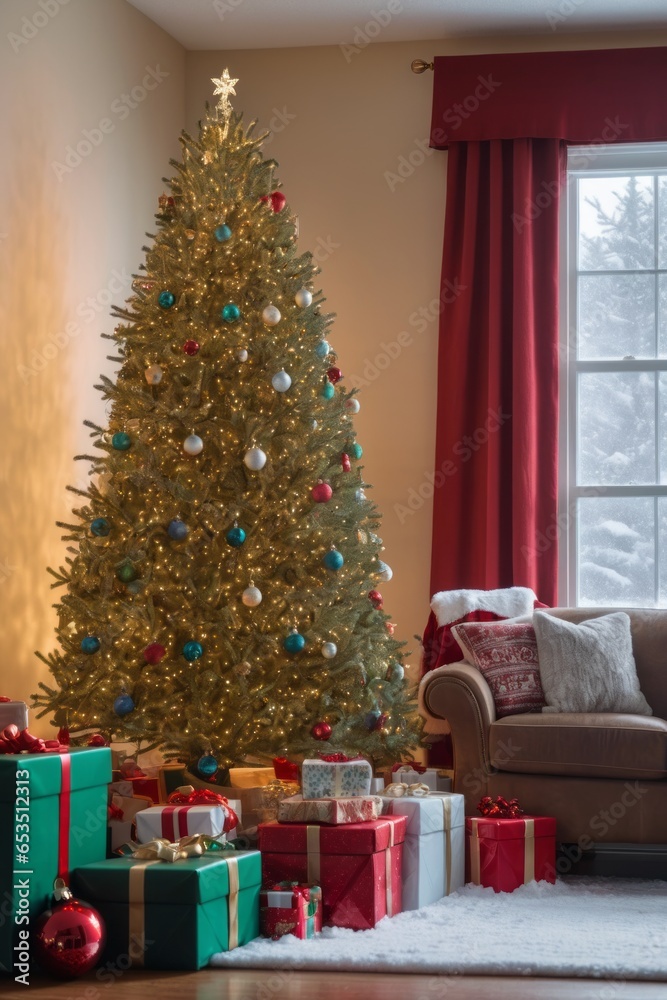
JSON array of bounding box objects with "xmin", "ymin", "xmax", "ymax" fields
[
  {"xmin": 244, "ymin": 446, "xmax": 267, "ymax": 471},
  {"xmin": 355, "ymin": 488, "xmax": 366, "ymax": 502},
  {"xmin": 295, "ymin": 288, "xmax": 312, "ymax": 308},
  {"xmin": 311, "ymin": 420, "xmax": 318, "ymax": 430},
  {"xmin": 242, "ymin": 585, "xmax": 262, "ymax": 607},
  {"xmin": 345, "ymin": 397, "xmax": 360, "ymax": 414},
  {"xmin": 321, "ymin": 641, "xmax": 337, "ymax": 659},
  {"xmin": 145, "ymin": 364, "xmax": 163, "ymax": 385},
  {"xmin": 262, "ymin": 304, "xmax": 281, "ymax": 326},
  {"xmin": 271, "ymin": 369, "xmax": 292, "ymax": 392},
  {"xmin": 377, "ymin": 561, "xmax": 393, "ymax": 583},
  {"xmin": 183, "ymin": 434, "xmax": 203, "ymax": 456},
  {"xmin": 237, "ymin": 348, "xmax": 249, "ymax": 362}
]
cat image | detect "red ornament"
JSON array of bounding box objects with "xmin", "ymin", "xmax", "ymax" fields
[
  {"xmin": 341, "ymin": 453, "xmax": 351, "ymax": 473},
  {"xmin": 182, "ymin": 339, "xmax": 200, "ymax": 356},
  {"xmin": 386, "ymin": 622, "xmax": 396, "ymax": 636},
  {"xmin": 33, "ymin": 880, "xmax": 106, "ymax": 979},
  {"xmin": 56, "ymin": 726, "xmax": 70, "ymax": 746},
  {"xmin": 87, "ymin": 733, "xmax": 107, "ymax": 747},
  {"xmin": 368, "ymin": 589, "xmax": 383, "ymax": 609},
  {"xmin": 375, "ymin": 713, "xmax": 389, "ymax": 731},
  {"xmin": 260, "ymin": 191, "xmax": 286, "ymax": 213},
  {"xmin": 143, "ymin": 642, "xmax": 166, "ymax": 664},
  {"xmin": 311, "ymin": 721, "xmax": 332, "ymax": 741},
  {"xmin": 326, "ymin": 366, "xmax": 343, "ymax": 384},
  {"xmin": 311, "ymin": 481, "xmax": 333, "ymax": 504}
]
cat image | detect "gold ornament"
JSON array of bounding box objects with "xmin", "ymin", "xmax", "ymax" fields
[
  {"xmin": 202, "ymin": 151, "xmax": 213, "ymax": 165},
  {"xmin": 185, "ymin": 229, "xmax": 196, "ymax": 240}
]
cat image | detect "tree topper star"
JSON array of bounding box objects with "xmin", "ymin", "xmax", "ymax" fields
[{"xmin": 212, "ymin": 69, "xmax": 238, "ymax": 122}]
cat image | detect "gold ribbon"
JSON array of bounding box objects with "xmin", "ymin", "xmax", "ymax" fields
[
  {"xmin": 306, "ymin": 825, "xmax": 321, "ymax": 882},
  {"xmin": 131, "ymin": 835, "xmax": 207, "ymax": 863},
  {"xmin": 128, "ymin": 860, "xmax": 160, "ymax": 967},
  {"xmin": 384, "ymin": 782, "xmax": 430, "ymax": 798},
  {"xmin": 442, "ymin": 797, "xmax": 452, "ymax": 895},
  {"xmin": 226, "ymin": 855, "xmax": 240, "ymax": 951},
  {"xmin": 468, "ymin": 817, "xmax": 536, "ymax": 886},
  {"xmin": 469, "ymin": 817, "xmax": 481, "ymax": 885}
]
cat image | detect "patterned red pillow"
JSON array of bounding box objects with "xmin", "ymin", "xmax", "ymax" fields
[{"xmin": 450, "ymin": 621, "xmax": 545, "ymax": 718}]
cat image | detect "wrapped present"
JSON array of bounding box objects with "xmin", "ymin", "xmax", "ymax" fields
[
  {"xmin": 391, "ymin": 764, "xmax": 451, "ymax": 793},
  {"xmin": 260, "ymin": 882, "xmax": 322, "ymax": 939},
  {"xmin": 0, "ymin": 699, "xmax": 28, "ymax": 732},
  {"xmin": 72, "ymin": 844, "xmax": 261, "ymax": 969},
  {"xmin": 273, "ymin": 757, "xmax": 300, "ymax": 781},
  {"xmin": 370, "ymin": 777, "xmax": 385, "ymax": 794},
  {"xmin": 108, "ymin": 792, "xmax": 152, "ymax": 853},
  {"xmin": 0, "ymin": 740, "xmax": 111, "ymax": 974},
  {"xmin": 301, "ymin": 756, "xmax": 372, "ymax": 799},
  {"xmin": 381, "ymin": 786, "xmax": 465, "ymax": 910},
  {"xmin": 229, "ymin": 766, "xmax": 275, "ymax": 789},
  {"xmin": 466, "ymin": 815, "xmax": 557, "ymax": 893},
  {"xmin": 278, "ymin": 794, "xmax": 383, "ymax": 825},
  {"xmin": 259, "ymin": 814, "xmax": 406, "ymax": 930},
  {"xmin": 136, "ymin": 786, "xmax": 240, "ymax": 843}
]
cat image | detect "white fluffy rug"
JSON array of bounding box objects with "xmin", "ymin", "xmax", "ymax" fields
[{"xmin": 211, "ymin": 878, "xmax": 667, "ymax": 980}]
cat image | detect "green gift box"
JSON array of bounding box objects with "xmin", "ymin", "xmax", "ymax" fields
[
  {"xmin": 72, "ymin": 850, "xmax": 261, "ymax": 970},
  {"xmin": 0, "ymin": 746, "xmax": 111, "ymax": 975}
]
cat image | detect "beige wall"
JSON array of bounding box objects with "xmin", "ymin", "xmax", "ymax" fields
[{"xmin": 0, "ymin": 0, "xmax": 185, "ymax": 734}]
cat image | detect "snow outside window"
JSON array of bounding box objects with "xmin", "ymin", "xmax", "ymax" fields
[{"xmin": 561, "ymin": 144, "xmax": 667, "ymax": 608}]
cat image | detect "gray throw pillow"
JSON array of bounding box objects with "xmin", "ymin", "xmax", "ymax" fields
[{"xmin": 532, "ymin": 611, "xmax": 652, "ymax": 715}]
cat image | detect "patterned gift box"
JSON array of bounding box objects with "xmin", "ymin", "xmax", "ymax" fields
[
  {"xmin": 260, "ymin": 882, "xmax": 322, "ymax": 939},
  {"xmin": 465, "ymin": 815, "xmax": 556, "ymax": 893},
  {"xmin": 381, "ymin": 791, "xmax": 465, "ymax": 910},
  {"xmin": 0, "ymin": 700, "xmax": 29, "ymax": 732},
  {"xmin": 301, "ymin": 758, "xmax": 372, "ymax": 799},
  {"xmin": 391, "ymin": 766, "xmax": 451, "ymax": 793},
  {"xmin": 259, "ymin": 814, "xmax": 406, "ymax": 930},
  {"xmin": 277, "ymin": 794, "xmax": 383, "ymax": 825},
  {"xmin": 72, "ymin": 850, "xmax": 261, "ymax": 970},
  {"xmin": 136, "ymin": 797, "xmax": 241, "ymax": 843}
]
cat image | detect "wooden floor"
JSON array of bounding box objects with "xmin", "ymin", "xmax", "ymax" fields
[{"xmin": 14, "ymin": 969, "xmax": 667, "ymax": 999}]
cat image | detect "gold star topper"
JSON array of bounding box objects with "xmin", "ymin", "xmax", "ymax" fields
[{"xmin": 211, "ymin": 68, "xmax": 238, "ymax": 132}]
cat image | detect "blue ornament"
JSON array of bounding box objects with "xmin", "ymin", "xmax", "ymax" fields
[
  {"xmin": 226, "ymin": 525, "xmax": 246, "ymax": 548},
  {"xmin": 351, "ymin": 442, "xmax": 363, "ymax": 460},
  {"xmin": 90, "ymin": 518, "xmax": 110, "ymax": 537},
  {"xmin": 168, "ymin": 519, "xmax": 189, "ymax": 541},
  {"xmin": 198, "ymin": 754, "xmax": 219, "ymax": 776},
  {"xmin": 80, "ymin": 636, "xmax": 100, "ymax": 654},
  {"xmin": 214, "ymin": 224, "xmax": 232, "ymax": 242},
  {"xmin": 114, "ymin": 692, "xmax": 135, "ymax": 716},
  {"xmin": 323, "ymin": 547, "xmax": 344, "ymax": 571},
  {"xmin": 158, "ymin": 290, "xmax": 175, "ymax": 309},
  {"xmin": 183, "ymin": 640, "xmax": 204, "ymax": 662},
  {"xmin": 321, "ymin": 381, "xmax": 335, "ymax": 400},
  {"xmin": 364, "ymin": 708, "xmax": 382, "ymax": 730},
  {"xmin": 111, "ymin": 432, "xmax": 131, "ymax": 451},
  {"xmin": 284, "ymin": 630, "xmax": 306, "ymax": 654},
  {"xmin": 315, "ymin": 340, "xmax": 330, "ymax": 359},
  {"xmin": 222, "ymin": 303, "xmax": 241, "ymax": 323}
]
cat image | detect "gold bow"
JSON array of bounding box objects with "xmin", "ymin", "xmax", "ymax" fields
[
  {"xmin": 130, "ymin": 835, "xmax": 208, "ymax": 863},
  {"xmin": 385, "ymin": 781, "xmax": 430, "ymax": 798}
]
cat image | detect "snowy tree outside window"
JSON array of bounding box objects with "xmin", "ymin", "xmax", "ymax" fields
[{"xmin": 564, "ymin": 144, "xmax": 667, "ymax": 607}]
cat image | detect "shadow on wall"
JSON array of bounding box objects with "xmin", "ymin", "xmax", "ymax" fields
[{"xmin": 0, "ymin": 117, "xmax": 74, "ymax": 733}]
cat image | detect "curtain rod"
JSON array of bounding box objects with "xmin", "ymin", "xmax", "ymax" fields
[{"xmin": 411, "ymin": 59, "xmax": 434, "ymax": 73}]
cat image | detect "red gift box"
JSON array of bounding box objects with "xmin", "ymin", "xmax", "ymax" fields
[
  {"xmin": 273, "ymin": 757, "xmax": 300, "ymax": 782},
  {"xmin": 465, "ymin": 814, "xmax": 556, "ymax": 893},
  {"xmin": 259, "ymin": 814, "xmax": 406, "ymax": 930}
]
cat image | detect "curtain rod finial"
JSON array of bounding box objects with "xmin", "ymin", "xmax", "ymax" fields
[{"xmin": 411, "ymin": 59, "xmax": 434, "ymax": 74}]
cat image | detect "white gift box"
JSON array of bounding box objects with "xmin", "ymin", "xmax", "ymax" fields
[
  {"xmin": 301, "ymin": 758, "xmax": 372, "ymax": 799},
  {"xmin": 392, "ymin": 766, "xmax": 451, "ymax": 793},
  {"xmin": 381, "ymin": 792, "xmax": 465, "ymax": 910},
  {"xmin": 0, "ymin": 700, "xmax": 28, "ymax": 731},
  {"xmin": 370, "ymin": 777, "xmax": 385, "ymax": 794},
  {"xmin": 135, "ymin": 798, "xmax": 242, "ymax": 844}
]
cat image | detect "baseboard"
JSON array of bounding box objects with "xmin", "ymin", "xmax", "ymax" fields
[{"xmin": 558, "ymin": 842, "xmax": 667, "ymax": 879}]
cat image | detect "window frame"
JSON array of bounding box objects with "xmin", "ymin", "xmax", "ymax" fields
[{"xmin": 560, "ymin": 142, "xmax": 667, "ymax": 608}]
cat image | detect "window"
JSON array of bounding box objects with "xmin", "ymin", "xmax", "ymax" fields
[{"xmin": 562, "ymin": 143, "xmax": 667, "ymax": 608}]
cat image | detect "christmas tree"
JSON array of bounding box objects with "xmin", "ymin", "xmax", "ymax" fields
[{"xmin": 34, "ymin": 71, "xmax": 420, "ymax": 778}]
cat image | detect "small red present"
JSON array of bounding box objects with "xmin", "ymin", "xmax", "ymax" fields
[
  {"xmin": 273, "ymin": 757, "xmax": 300, "ymax": 782},
  {"xmin": 466, "ymin": 814, "xmax": 556, "ymax": 893},
  {"xmin": 260, "ymin": 882, "xmax": 322, "ymax": 939},
  {"xmin": 259, "ymin": 815, "xmax": 406, "ymax": 930}
]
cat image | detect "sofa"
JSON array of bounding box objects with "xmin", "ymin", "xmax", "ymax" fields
[{"xmin": 420, "ymin": 607, "xmax": 667, "ymax": 844}]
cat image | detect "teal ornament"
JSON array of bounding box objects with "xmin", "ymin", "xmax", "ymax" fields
[
  {"xmin": 111, "ymin": 432, "xmax": 131, "ymax": 451},
  {"xmin": 90, "ymin": 518, "xmax": 110, "ymax": 537},
  {"xmin": 284, "ymin": 630, "xmax": 306, "ymax": 654},
  {"xmin": 80, "ymin": 636, "xmax": 100, "ymax": 654},
  {"xmin": 113, "ymin": 692, "xmax": 135, "ymax": 716},
  {"xmin": 183, "ymin": 640, "xmax": 204, "ymax": 661},
  {"xmin": 351, "ymin": 442, "xmax": 363, "ymax": 460},
  {"xmin": 226, "ymin": 524, "xmax": 246, "ymax": 548},
  {"xmin": 158, "ymin": 290, "xmax": 175, "ymax": 309},
  {"xmin": 323, "ymin": 547, "xmax": 344, "ymax": 571},
  {"xmin": 321, "ymin": 381, "xmax": 335, "ymax": 400},
  {"xmin": 197, "ymin": 754, "xmax": 219, "ymax": 777},
  {"xmin": 315, "ymin": 340, "xmax": 330, "ymax": 359},
  {"xmin": 214, "ymin": 224, "xmax": 232, "ymax": 242},
  {"xmin": 116, "ymin": 563, "xmax": 137, "ymax": 584},
  {"xmin": 222, "ymin": 303, "xmax": 241, "ymax": 322},
  {"xmin": 168, "ymin": 519, "xmax": 189, "ymax": 541}
]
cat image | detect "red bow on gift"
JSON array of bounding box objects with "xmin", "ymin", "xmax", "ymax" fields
[
  {"xmin": 167, "ymin": 785, "xmax": 239, "ymax": 833},
  {"xmin": 477, "ymin": 795, "xmax": 523, "ymax": 818},
  {"xmin": 318, "ymin": 752, "xmax": 363, "ymax": 763},
  {"xmin": 273, "ymin": 757, "xmax": 300, "ymax": 781},
  {"xmin": 391, "ymin": 760, "xmax": 426, "ymax": 774},
  {"xmin": 0, "ymin": 725, "xmax": 67, "ymax": 755},
  {"xmin": 108, "ymin": 803, "xmax": 124, "ymax": 822}
]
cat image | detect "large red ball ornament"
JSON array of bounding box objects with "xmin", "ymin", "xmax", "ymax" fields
[
  {"xmin": 311, "ymin": 721, "xmax": 332, "ymax": 741},
  {"xmin": 33, "ymin": 881, "xmax": 106, "ymax": 979},
  {"xmin": 368, "ymin": 589, "xmax": 384, "ymax": 609},
  {"xmin": 260, "ymin": 191, "xmax": 286, "ymax": 213},
  {"xmin": 386, "ymin": 622, "xmax": 396, "ymax": 636},
  {"xmin": 326, "ymin": 366, "xmax": 343, "ymax": 384},
  {"xmin": 341, "ymin": 453, "xmax": 351, "ymax": 473},
  {"xmin": 143, "ymin": 642, "xmax": 166, "ymax": 664},
  {"xmin": 182, "ymin": 339, "xmax": 200, "ymax": 356},
  {"xmin": 87, "ymin": 733, "xmax": 108, "ymax": 747},
  {"xmin": 311, "ymin": 481, "xmax": 333, "ymax": 504}
]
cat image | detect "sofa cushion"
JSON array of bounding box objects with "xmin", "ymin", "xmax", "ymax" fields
[
  {"xmin": 451, "ymin": 621, "xmax": 545, "ymax": 717},
  {"xmin": 489, "ymin": 713, "xmax": 667, "ymax": 779}
]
